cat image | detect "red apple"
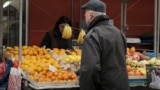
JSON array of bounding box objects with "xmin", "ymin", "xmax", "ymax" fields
[
  {"xmin": 13, "ymin": 60, "xmax": 19, "ymax": 68},
  {"xmin": 132, "ymin": 54, "xmax": 140, "ymax": 60}
]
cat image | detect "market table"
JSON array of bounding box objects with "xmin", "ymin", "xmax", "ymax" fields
[
  {"xmin": 22, "ymin": 76, "xmax": 158, "ymax": 90},
  {"xmin": 22, "ymin": 78, "xmax": 79, "ymax": 90}
]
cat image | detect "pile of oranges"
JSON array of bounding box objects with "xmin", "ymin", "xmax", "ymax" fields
[
  {"xmin": 19, "ymin": 45, "xmax": 61, "ymax": 72},
  {"xmin": 29, "ymin": 70, "xmax": 77, "ymax": 82},
  {"xmin": 5, "ymin": 45, "xmax": 78, "ymax": 83},
  {"xmin": 52, "ymin": 48, "xmax": 81, "ymax": 56},
  {"xmin": 52, "ymin": 48, "xmax": 66, "ymax": 55}
]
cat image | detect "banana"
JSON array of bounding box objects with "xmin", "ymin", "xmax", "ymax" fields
[
  {"xmin": 62, "ymin": 25, "xmax": 67, "ymax": 38},
  {"xmin": 77, "ymin": 31, "xmax": 83, "ymax": 44},
  {"xmin": 66, "ymin": 26, "xmax": 72, "ymax": 39},
  {"xmin": 77, "ymin": 29, "xmax": 86, "ymax": 44},
  {"xmin": 65, "ymin": 26, "xmax": 69, "ymax": 39},
  {"xmin": 62, "ymin": 24, "xmax": 72, "ymax": 39}
]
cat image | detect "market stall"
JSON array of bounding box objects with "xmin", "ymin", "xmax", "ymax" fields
[
  {"xmin": 121, "ymin": 0, "xmax": 160, "ymax": 89},
  {"xmin": 0, "ymin": 0, "xmax": 160, "ymax": 90}
]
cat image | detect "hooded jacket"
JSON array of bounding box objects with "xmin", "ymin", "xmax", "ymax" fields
[{"xmin": 80, "ymin": 15, "xmax": 130, "ymax": 90}]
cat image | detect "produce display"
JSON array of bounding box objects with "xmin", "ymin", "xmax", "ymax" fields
[
  {"xmin": 4, "ymin": 45, "xmax": 160, "ymax": 88},
  {"xmin": 126, "ymin": 47, "xmax": 150, "ymax": 76},
  {"xmin": 4, "ymin": 45, "xmax": 78, "ymax": 86},
  {"xmin": 126, "ymin": 47, "xmax": 160, "ymax": 77},
  {"xmin": 51, "ymin": 48, "xmax": 81, "ymax": 72}
]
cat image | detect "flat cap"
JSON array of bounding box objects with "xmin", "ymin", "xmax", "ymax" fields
[{"xmin": 81, "ymin": 0, "xmax": 106, "ymax": 13}]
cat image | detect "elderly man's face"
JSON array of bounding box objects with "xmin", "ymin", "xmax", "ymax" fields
[{"xmin": 84, "ymin": 10, "xmax": 93, "ymax": 26}]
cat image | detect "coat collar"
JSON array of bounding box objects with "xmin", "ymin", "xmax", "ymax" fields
[{"xmin": 87, "ymin": 15, "xmax": 109, "ymax": 32}]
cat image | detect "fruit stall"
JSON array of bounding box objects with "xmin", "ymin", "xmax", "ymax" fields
[
  {"xmin": 0, "ymin": 0, "xmax": 160, "ymax": 90},
  {"xmin": 4, "ymin": 46, "xmax": 81, "ymax": 89},
  {"xmin": 1, "ymin": 45, "xmax": 159, "ymax": 90}
]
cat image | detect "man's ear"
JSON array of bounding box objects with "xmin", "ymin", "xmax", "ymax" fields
[{"xmin": 89, "ymin": 12, "xmax": 94, "ymax": 20}]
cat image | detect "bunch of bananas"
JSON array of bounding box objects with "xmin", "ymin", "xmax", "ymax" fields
[
  {"xmin": 77, "ymin": 29, "xmax": 86, "ymax": 44},
  {"xmin": 62, "ymin": 24, "xmax": 72, "ymax": 39}
]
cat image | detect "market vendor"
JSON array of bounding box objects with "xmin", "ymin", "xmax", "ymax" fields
[{"xmin": 40, "ymin": 16, "xmax": 73, "ymax": 49}]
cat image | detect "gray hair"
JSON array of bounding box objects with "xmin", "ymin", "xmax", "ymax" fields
[{"xmin": 90, "ymin": 10, "xmax": 106, "ymax": 17}]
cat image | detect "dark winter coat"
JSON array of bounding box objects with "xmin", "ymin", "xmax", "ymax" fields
[
  {"xmin": 80, "ymin": 15, "xmax": 130, "ymax": 90},
  {"xmin": 40, "ymin": 30, "xmax": 72, "ymax": 49}
]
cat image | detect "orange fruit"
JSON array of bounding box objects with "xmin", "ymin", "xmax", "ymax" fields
[
  {"xmin": 33, "ymin": 50, "xmax": 38, "ymax": 55},
  {"xmin": 42, "ymin": 67, "xmax": 48, "ymax": 71},
  {"xmin": 71, "ymin": 52, "xmax": 76, "ymax": 55},
  {"xmin": 67, "ymin": 73, "xmax": 72, "ymax": 80},
  {"xmin": 134, "ymin": 70, "xmax": 141, "ymax": 76},
  {"xmin": 29, "ymin": 70, "xmax": 35, "ymax": 76},
  {"xmin": 57, "ymin": 73, "xmax": 63, "ymax": 80},
  {"xmin": 41, "ymin": 70, "xmax": 47, "ymax": 75},
  {"xmin": 62, "ymin": 74, "xmax": 69, "ymax": 81},
  {"xmin": 38, "ymin": 77, "xmax": 45, "ymax": 82},
  {"xmin": 130, "ymin": 47, "xmax": 136, "ymax": 53},
  {"xmin": 36, "ymin": 67, "xmax": 42, "ymax": 72},
  {"xmin": 32, "ymin": 45, "xmax": 38, "ymax": 49},
  {"xmin": 47, "ymin": 71, "xmax": 53, "ymax": 78},
  {"xmin": 128, "ymin": 70, "xmax": 134, "ymax": 76},
  {"xmin": 45, "ymin": 54, "xmax": 51, "ymax": 59},
  {"xmin": 126, "ymin": 65, "xmax": 131, "ymax": 72},
  {"xmin": 29, "ymin": 75, "xmax": 34, "ymax": 80},
  {"xmin": 46, "ymin": 78, "xmax": 52, "ymax": 82},
  {"xmin": 51, "ymin": 76, "xmax": 56, "ymax": 81},
  {"xmin": 71, "ymin": 74, "xmax": 77, "ymax": 80}
]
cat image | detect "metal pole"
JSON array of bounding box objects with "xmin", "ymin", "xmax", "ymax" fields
[
  {"xmin": 120, "ymin": 0, "xmax": 127, "ymax": 33},
  {"xmin": 71, "ymin": 0, "xmax": 74, "ymax": 26},
  {"xmin": 19, "ymin": 0, "xmax": 23, "ymax": 61},
  {"xmin": 124, "ymin": 2, "xmax": 127, "ymax": 33},
  {"xmin": 154, "ymin": 0, "xmax": 158, "ymax": 57},
  {"xmin": 0, "ymin": 0, "xmax": 3, "ymax": 57},
  {"xmin": 25, "ymin": 0, "xmax": 29, "ymax": 45},
  {"xmin": 7, "ymin": 1, "xmax": 10, "ymax": 45},
  {"xmin": 79, "ymin": 0, "xmax": 82, "ymax": 28},
  {"xmin": 120, "ymin": 1, "xmax": 124, "ymax": 32},
  {"xmin": 157, "ymin": 0, "xmax": 160, "ymax": 58}
]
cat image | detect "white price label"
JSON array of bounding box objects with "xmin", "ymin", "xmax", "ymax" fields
[{"xmin": 49, "ymin": 65, "xmax": 57, "ymax": 72}]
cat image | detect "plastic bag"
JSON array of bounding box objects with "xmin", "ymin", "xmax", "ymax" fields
[
  {"xmin": 0, "ymin": 57, "xmax": 13, "ymax": 89},
  {"xmin": 0, "ymin": 57, "xmax": 6, "ymax": 79},
  {"xmin": 149, "ymin": 70, "xmax": 160, "ymax": 89},
  {"xmin": 7, "ymin": 67, "xmax": 21, "ymax": 90}
]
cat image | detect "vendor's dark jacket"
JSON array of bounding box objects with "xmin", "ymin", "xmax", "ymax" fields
[
  {"xmin": 80, "ymin": 15, "xmax": 130, "ymax": 90},
  {"xmin": 40, "ymin": 30, "xmax": 72, "ymax": 49}
]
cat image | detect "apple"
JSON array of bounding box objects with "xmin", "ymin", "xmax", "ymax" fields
[
  {"xmin": 131, "ymin": 60, "xmax": 138, "ymax": 67},
  {"xmin": 155, "ymin": 60, "xmax": 160, "ymax": 65},
  {"xmin": 0, "ymin": 62, "xmax": 5, "ymax": 74},
  {"xmin": 126, "ymin": 57, "xmax": 132, "ymax": 65},
  {"xmin": 13, "ymin": 60, "xmax": 19, "ymax": 68},
  {"xmin": 0, "ymin": 67, "xmax": 4, "ymax": 74},
  {"xmin": 149, "ymin": 57, "xmax": 156, "ymax": 65},
  {"xmin": 132, "ymin": 54, "xmax": 140, "ymax": 60}
]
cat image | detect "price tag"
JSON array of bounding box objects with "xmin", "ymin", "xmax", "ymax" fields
[{"xmin": 49, "ymin": 65, "xmax": 57, "ymax": 72}]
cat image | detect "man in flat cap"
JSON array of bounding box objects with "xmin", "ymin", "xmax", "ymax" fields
[{"xmin": 79, "ymin": 0, "xmax": 130, "ymax": 90}]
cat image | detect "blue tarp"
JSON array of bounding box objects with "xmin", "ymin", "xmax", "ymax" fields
[{"xmin": 146, "ymin": 52, "xmax": 160, "ymax": 58}]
